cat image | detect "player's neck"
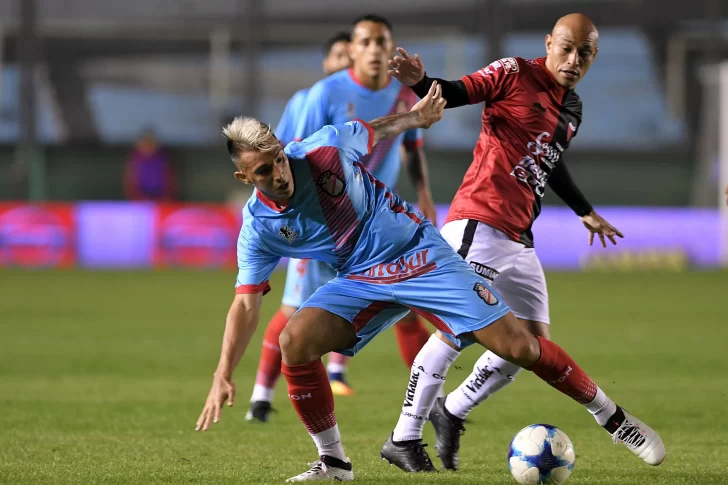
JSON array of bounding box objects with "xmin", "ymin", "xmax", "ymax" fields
[
  {"xmin": 256, "ymin": 188, "xmax": 291, "ymax": 211},
  {"xmin": 350, "ymin": 67, "xmax": 390, "ymax": 91}
]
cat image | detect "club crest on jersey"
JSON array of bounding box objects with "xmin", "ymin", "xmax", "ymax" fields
[
  {"xmin": 473, "ymin": 282, "xmax": 498, "ymax": 305},
  {"xmin": 279, "ymin": 225, "xmax": 297, "ymax": 243},
  {"xmin": 317, "ymin": 170, "xmax": 345, "ymax": 197}
]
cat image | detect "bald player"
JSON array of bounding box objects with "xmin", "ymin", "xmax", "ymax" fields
[{"xmin": 383, "ymin": 13, "xmax": 666, "ymax": 472}]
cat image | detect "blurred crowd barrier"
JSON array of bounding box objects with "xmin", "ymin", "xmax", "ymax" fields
[{"xmin": 0, "ymin": 202, "xmax": 721, "ymax": 271}]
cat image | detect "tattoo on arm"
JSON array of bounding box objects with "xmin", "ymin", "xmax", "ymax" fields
[{"xmin": 369, "ymin": 112, "xmax": 421, "ymax": 146}]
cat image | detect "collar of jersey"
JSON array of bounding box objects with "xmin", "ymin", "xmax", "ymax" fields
[
  {"xmin": 347, "ymin": 68, "xmax": 392, "ymax": 92},
  {"xmin": 535, "ymin": 57, "xmax": 568, "ymax": 96},
  {"xmin": 255, "ymin": 188, "xmax": 290, "ymax": 212}
]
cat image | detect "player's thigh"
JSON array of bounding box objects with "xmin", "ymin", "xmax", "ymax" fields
[
  {"xmin": 298, "ymin": 276, "xmax": 408, "ymax": 358},
  {"xmin": 388, "ymin": 232, "xmax": 511, "ymax": 349},
  {"xmin": 281, "ymin": 306, "xmax": 358, "ymax": 365},
  {"xmin": 281, "ymin": 258, "xmax": 337, "ymax": 308},
  {"xmin": 439, "ymin": 219, "xmax": 520, "ymax": 282},
  {"xmin": 495, "ymin": 248, "xmax": 550, "ymax": 325},
  {"xmin": 467, "ymin": 311, "xmax": 541, "ymax": 367}
]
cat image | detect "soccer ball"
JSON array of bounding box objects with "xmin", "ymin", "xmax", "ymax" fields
[{"xmin": 507, "ymin": 424, "xmax": 575, "ymax": 484}]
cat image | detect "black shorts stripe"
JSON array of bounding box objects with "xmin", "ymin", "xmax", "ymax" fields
[{"xmin": 457, "ymin": 219, "xmax": 479, "ymax": 259}]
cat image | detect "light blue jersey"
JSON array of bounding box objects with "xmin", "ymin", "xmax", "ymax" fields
[
  {"xmin": 235, "ymin": 121, "xmax": 510, "ymax": 355},
  {"xmin": 275, "ymin": 88, "xmax": 309, "ymax": 147},
  {"xmin": 235, "ymin": 120, "xmax": 422, "ymax": 293},
  {"xmin": 294, "ymin": 69, "xmax": 423, "ymax": 188}
]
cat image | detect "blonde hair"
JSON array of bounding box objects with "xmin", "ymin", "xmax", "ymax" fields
[{"xmin": 222, "ymin": 116, "xmax": 280, "ymax": 164}]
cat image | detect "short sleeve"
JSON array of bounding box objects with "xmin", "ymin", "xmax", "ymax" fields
[
  {"xmin": 235, "ymin": 223, "xmax": 280, "ymax": 295},
  {"xmin": 274, "ymin": 89, "xmax": 307, "ymax": 147},
  {"xmin": 293, "ymin": 81, "xmax": 330, "ymax": 143},
  {"xmin": 460, "ymin": 57, "xmax": 520, "ymax": 105}
]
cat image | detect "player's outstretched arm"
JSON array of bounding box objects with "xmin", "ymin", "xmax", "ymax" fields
[
  {"xmin": 195, "ymin": 292, "xmax": 262, "ymax": 431},
  {"xmin": 369, "ymin": 81, "xmax": 446, "ymax": 146},
  {"xmin": 388, "ymin": 47, "xmax": 470, "ymax": 109},
  {"xmin": 547, "ymin": 160, "xmax": 624, "ymax": 248}
]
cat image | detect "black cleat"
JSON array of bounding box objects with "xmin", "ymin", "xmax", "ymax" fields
[
  {"xmin": 429, "ymin": 397, "xmax": 465, "ymax": 470},
  {"xmin": 245, "ymin": 400, "xmax": 273, "ymax": 423},
  {"xmin": 380, "ymin": 434, "xmax": 437, "ymax": 473}
]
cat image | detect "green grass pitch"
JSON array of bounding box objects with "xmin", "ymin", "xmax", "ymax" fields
[{"xmin": 1, "ymin": 269, "xmax": 727, "ymax": 484}]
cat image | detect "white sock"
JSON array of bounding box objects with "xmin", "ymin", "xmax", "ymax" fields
[
  {"xmin": 445, "ymin": 351, "xmax": 522, "ymax": 420},
  {"xmin": 392, "ymin": 335, "xmax": 461, "ymax": 442},
  {"xmin": 311, "ymin": 424, "xmax": 347, "ymax": 461},
  {"xmin": 250, "ymin": 384, "xmax": 274, "ymax": 403},
  {"xmin": 586, "ymin": 387, "xmax": 617, "ymax": 426},
  {"xmin": 326, "ymin": 363, "xmax": 347, "ymax": 375}
]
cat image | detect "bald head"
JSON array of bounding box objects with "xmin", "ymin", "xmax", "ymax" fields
[
  {"xmin": 552, "ymin": 13, "xmax": 598, "ymax": 43},
  {"xmin": 545, "ymin": 13, "xmax": 599, "ymax": 89}
]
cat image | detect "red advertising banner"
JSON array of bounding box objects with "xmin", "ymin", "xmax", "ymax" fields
[
  {"xmin": 0, "ymin": 203, "xmax": 76, "ymax": 268},
  {"xmin": 153, "ymin": 204, "xmax": 241, "ymax": 268}
]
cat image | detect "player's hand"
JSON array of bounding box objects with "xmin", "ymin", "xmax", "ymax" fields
[
  {"xmin": 388, "ymin": 48, "xmax": 425, "ymax": 86},
  {"xmin": 195, "ymin": 373, "xmax": 236, "ymax": 431},
  {"xmin": 411, "ymin": 81, "xmax": 446, "ymax": 128},
  {"xmin": 580, "ymin": 211, "xmax": 624, "ymax": 248},
  {"xmin": 724, "ymin": 184, "xmax": 728, "ymax": 206},
  {"xmin": 418, "ymin": 190, "xmax": 437, "ymax": 226}
]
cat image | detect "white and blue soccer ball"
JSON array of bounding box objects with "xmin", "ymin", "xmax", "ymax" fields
[{"xmin": 507, "ymin": 424, "xmax": 576, "ymax": 484}]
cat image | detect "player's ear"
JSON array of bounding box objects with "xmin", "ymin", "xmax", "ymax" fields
[
  {"xmin": 545, "ymin": 34, "xmax": 552, "ymax": 54},
  {"xmin": 592, "ymin": 46, "xmax": 599, "ymax": 61},
  {"xmin": 234, "ymin": 171, "xmax": 251, "ymax": 185}
]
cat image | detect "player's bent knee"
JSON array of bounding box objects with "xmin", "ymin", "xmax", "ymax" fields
[
  {"xmin": 498, "ymin": 330, "xmax": 541, "ymax": 368},
  {"xmin": 279, "ymin": 324, "xmax": 316, "ymax": 365}
]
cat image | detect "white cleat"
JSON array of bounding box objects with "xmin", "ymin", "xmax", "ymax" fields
[
  {"xmin": 609, "ymin": 407, "xmax": 666, "ymax": 466},
  {"xmin": 286, "ymin": 457, "xmax": 354, "ymax": 482}
]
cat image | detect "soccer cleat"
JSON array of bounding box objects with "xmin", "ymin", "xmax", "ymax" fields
[
  {"xmin": 429, "ymin": 396, "xmax": 465, "ymax": 470},
  {"xmin": 285, "ymin": 456, "xmax": 354, "ymax": 482},
  {"xmin": 329, "ymin": 377, "xmax": 356, "ymax": 397},
  {"xmin": 245, "ymin": 400, "xmax": 273, "ymax": 423},
  {"xmin": 604, "ymin": 406, "xmax": 666, "ymax": 466},
  {"xmin": 380, "ymin": 434, "xmax": 437, "ymax": 472}
]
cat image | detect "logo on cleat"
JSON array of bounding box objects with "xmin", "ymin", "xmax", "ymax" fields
[
  {"xmin": 473, "ymin": 282, "xmax": 498, "ymax": 305},
  {"xmin": 403, "ymin": 371, "xmax": 420, "ymax": 407}
]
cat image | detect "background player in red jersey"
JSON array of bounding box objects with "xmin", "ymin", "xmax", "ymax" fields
[{"xmin": 385, "ymin": 14, "xmax": 660, "ymax": 472}]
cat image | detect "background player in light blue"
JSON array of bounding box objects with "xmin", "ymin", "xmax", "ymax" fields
[
  {"xmin": 264, "ymin": 15, "xmax": 435, "ymax": 404},
  {"xmin": 245, "ymin": 31, "xmax": 351, "ymax": 421},
  {"xmin": 195, "ymin": 83, "xmax": 664, "ymax": 482},
  {"xmin": 274, "ymin": 32, "xmax": 351, "ymax": 147}
]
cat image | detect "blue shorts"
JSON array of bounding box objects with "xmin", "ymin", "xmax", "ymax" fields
[
  {"xmin": 281, "ymin": 258, "xmax": 337, "ymax": 308},
  {"xmin": 301, "ymin": 223, "xmax": 511, "ymax": 356}
]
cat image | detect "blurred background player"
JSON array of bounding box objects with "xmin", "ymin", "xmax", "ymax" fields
[
  {"xmin": 246, "ymin": 14, "xmax": 436, "ymax": 422},
  {"xmin": 123, "ymin": 129, "xmax": 175, "ymax": 201},
  {"xmin": 386, "ymin": 14, "xmax": 651, "ymax": 471},
  {"xmin": 246, "ymin": 31, "xmax": 351, "ymax": 422},
  {"xmin": 274, "ymin": 32, "xmax": 351, "ymax": 147}
]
